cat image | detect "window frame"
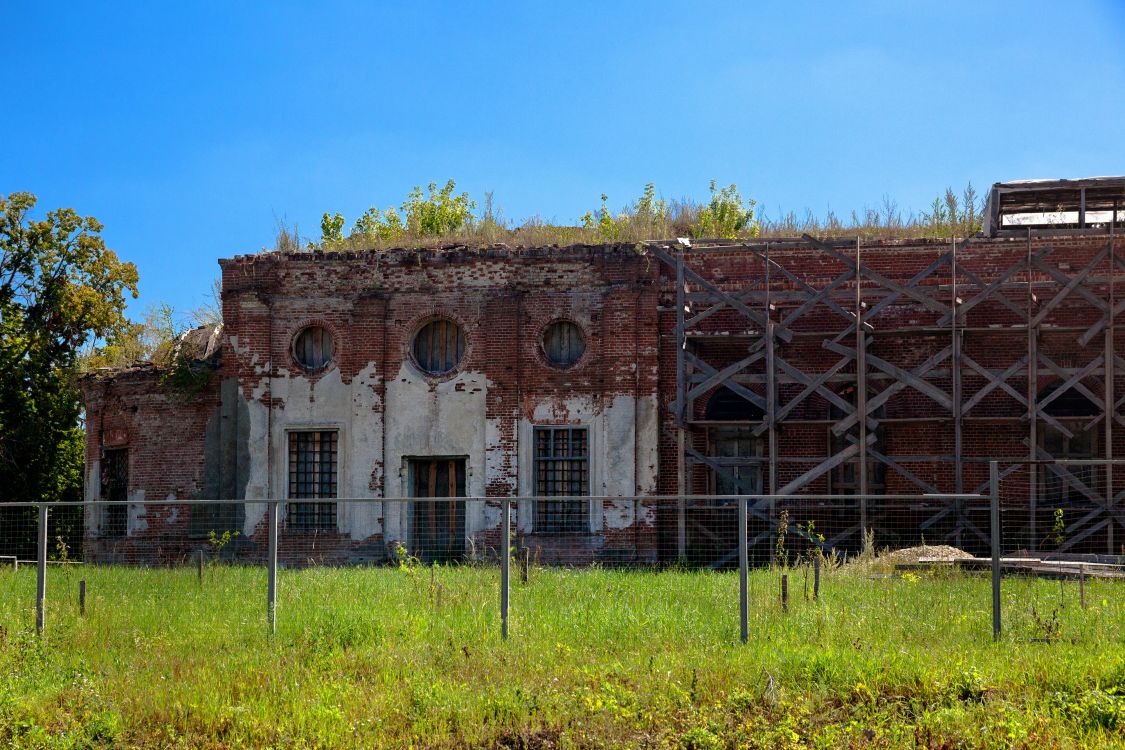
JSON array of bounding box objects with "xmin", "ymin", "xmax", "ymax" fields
[
  {"xmin": 532, "ymin": 426, "xmax": 590, "ymax": 534},
  {"xmin": 291, "ymin": 324, "xmax": 335, "ymax": 372},
  {"xmin": 100, "ymin": 447, "xmax": 129, "ymax": 538},
  {"xmin": 286, "ymin": 429, "xmax": 339, "ymax": 532},
  {"xmin": 540, "ymin": 319, "xmax": 587, "ymax": 369},
  {"xmin": 410, "ymin": 316, "xmax": 467, "ymax": 377}
]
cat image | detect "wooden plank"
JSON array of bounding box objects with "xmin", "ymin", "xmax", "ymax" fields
[
  {"xmin": 1032, "ymin": 255, "xmax": 1109, "ymax": 316},
  {"xmin": 775, "ymin": 433, "xmax": 876, "ymax": 496},
  {"xmin": 684, "ymin": 351, "xmax": 767, "ymax": 410},
  {"xmin": 1028, "ymin": 244, "xmax": 1110, "ymax": 327},
  {"xmin": 771, "ymin": 262, "xmax": 856, "ymax": 326},
  {"xmin": 952, "ymin": 239, "xmax": 964, "ymax": 496},
  {"xmin": 753, "ymin": 354, "xmax": 863, "ymax": 436},
  {"xmin": 856, "ymin": 237, "xmax": 868, "ymax": 533},
  {"xmin": 683, "ymin": 351, "xmax": 765, "ymax": 403},
  {"xmin": 675, "ymin": 251, "xmax": 685, "ymax": 424},
  {"xmin": 961, "ymin": 354, "xmax": 1029, "ymax": 414},
  {"xmin": 1109, "ymin": 218, "xmax": 1117, "ymax": 555},
  {"xmin": 936, "ymin": 248, "xmax": 1047, "ymax": 326},
  {"xmin": 954, "ymin": 264, "xmax": 1030, "ymax": 323},
  {"xmin": 823, "ymin": 341, "xmax": 953, "ymax": 434},
  {"xmin": 1036, "ymin": 353, "xmax": 1106, "ymax": 416}
]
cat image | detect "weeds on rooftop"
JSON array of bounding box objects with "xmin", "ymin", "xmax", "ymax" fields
[{"xmin": 273, "ymin": 179, "xmax": 986, "ymax": 254}]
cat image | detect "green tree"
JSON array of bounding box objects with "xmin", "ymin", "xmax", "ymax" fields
[{"xmin": 0, "ymin": 192, "xmax": 138, "ymax": 522}]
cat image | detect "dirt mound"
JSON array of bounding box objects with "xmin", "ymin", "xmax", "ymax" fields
[{"xmin": 877, "ymin": 544, "xmax": 974, "ymax": 564}]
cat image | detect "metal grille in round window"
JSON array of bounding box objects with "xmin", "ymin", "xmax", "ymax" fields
[
  {"xmin": 412, "ymin": 318, "xmax": 466, "ymax": 375},
  {"xmin": 293, "ymin": 326, "xmax": 334, "ymax": 370},
  {"xmin": 542, "ymin": 320, "xmax": 585, "ymax": 367}
]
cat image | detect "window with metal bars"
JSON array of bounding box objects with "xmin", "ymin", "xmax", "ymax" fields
[
  {"xmin": 533, "ymin": 427, "xmax": 589, "ymax": 533},
  {"xmin": 287, "ymin": 431, "xmax": 338, "ymax": 531}
]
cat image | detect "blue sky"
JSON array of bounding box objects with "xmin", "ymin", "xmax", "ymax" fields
[{"xmin": 3, "ymin": 1, "xmax": 1124, "ymax": 321}]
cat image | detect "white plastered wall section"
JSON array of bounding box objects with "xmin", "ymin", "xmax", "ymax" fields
[
  {"xmin": 242, "ymin": 361, "xmax": 384, "ymax": 540},
  {"xmin": 382, "ymin": 361, "xmax": 493, "ymax": 548},
  {"xmin": 516, "ymin": 394, "xmax": 660, "ymax": 534}
]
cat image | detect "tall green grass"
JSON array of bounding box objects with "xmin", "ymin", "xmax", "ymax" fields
[{"xmin": 0, "ymin": 564, "xmax": 1121, "ymax": 748}]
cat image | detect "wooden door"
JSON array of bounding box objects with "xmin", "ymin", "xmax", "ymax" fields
[{"xmin": 410, "ymin": 458, "xmax": 466, "ymax": 563}]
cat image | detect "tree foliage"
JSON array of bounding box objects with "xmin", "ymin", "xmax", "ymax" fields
[{"xmin": 0, "ymin": 192, "xmax": 138, "ymax": 505}]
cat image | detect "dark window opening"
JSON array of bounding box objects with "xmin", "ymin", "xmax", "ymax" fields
[
  {"xmin": 293, "ymin": 326, "xmax": 334, "ymax": 370},
  {"xmin": 542, "ymin": 320, "xmax": 586, "ymax": 367},
  {"xmin": 534, "ymin": 427, "xmax": 589, "ymax": 533},
  {"xmin": 410, "ymin": 457, "xmax": 467, "ymax": 563},
  {"xmin": 704, "ymin": 386, "xmax": 764, "ymax": 421},
  {"xmin": 1039, "ymin": 383, "xmax": 1102, "ymax": 503},
  {"xmin": 828, "ymin": 386, "xmax": 886, "ymax": 495},
  {"xmin": 287, "ymin": 431, "xmax": 338, "ymax": 531},
  {"xmin": 100, "ymin": 448, "xmax": 128, "ymax": 538},
  {"xmin": 708, "ymin": 427, "xmax": 762, "ymax": 501},
  {"xmin": 412, "ymin": 318, "xmax": 466, "ymax": 376}
]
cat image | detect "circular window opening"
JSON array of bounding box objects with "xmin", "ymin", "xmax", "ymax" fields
[
  {"xmin": 293, "ymin": 326, "xmax": 334, "ymax": 371},
  {"xmin": 412, "ymin": 318, "xmax": 466, "ymax": 376},
  {"xmin": 542, "ymin": 320, "xmax": 586, "ymax": 367}
]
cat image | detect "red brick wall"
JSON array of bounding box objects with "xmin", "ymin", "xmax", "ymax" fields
[{"xmin": 81, "ymin": 234, "xmax": 1124, "ymax": 563}]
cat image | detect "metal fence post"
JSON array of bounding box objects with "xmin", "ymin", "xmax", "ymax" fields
[
  {"xmin": 36, "ymin": 504, "xmax": 47, "ymax": 636},
  {"xmin": 990, "ymin": 461, "xmax": 1001, "ymax": 641},
  {"xmin": 738, "ymin": 496, "xmax": 749, "ymax": 643},
  {"xmin": 267, "ymin": 500, "xmax": 278, "ymax": 634},
  {"xmin": 501, "ymin": 498, "xmax": 510, "ymax": 640}
]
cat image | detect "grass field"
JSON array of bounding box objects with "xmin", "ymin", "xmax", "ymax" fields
[{"xmin": 0, "ymin": 562, "xmax": 1122, "ymax": 749}]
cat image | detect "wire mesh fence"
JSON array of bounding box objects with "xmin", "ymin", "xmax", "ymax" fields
[
  {"xmin": 1, "ymin": 483, "xmax": 1119, "ymax": 643},
  {"xmin": 993, "ymin": 460, "xmax": 1125, "ymax": 642}
]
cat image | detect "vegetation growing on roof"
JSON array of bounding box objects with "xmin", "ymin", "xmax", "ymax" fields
[{"xmin": 295, "ymin": 180, "xmax": 985, "ymax": 254}]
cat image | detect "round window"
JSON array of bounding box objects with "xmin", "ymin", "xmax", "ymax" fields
[
  {"xmin": 293, "ymin": 326, "xmax": 334, "ymax": 370},
  {"xmin": 541, "ymin": 320, "xmax": 586, "ymax": 367},
  {"xmin": 412, "ymin": 318, "xmax": 466, "ymax": 375}
]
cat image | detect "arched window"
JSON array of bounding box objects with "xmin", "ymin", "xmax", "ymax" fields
[
  {"xmin": 412, "ymin": 318, "xmax": 466, "ymax": 376},
  {"xmin": 704, "ymin": 386, "xmax": 764, "ymax": 421}
]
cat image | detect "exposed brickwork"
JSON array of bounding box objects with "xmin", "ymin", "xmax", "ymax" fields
[{"xmin": 81, "ymin": 233, "xmax": 1125, "ymax": 564}]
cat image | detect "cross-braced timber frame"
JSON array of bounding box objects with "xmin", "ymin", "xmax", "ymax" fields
[{"xmin": 650, "ymin": 222, "xmax": 1123, "ymax": 560}]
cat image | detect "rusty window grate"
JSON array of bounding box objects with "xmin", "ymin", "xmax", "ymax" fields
[
  {"xmin": 287, "ymin": 431, "xmax": 338, "ymax": 531},
  {"xmin": 534, "ymin": 427, "xmax": 589, "ymax": 533},
  {"xmin": 541, "ymin": 320, "xmax": 585, "ymax": 367},
  {"xmin": 412, "ymin": 318, "xmax": 465, "ymax": 375}
]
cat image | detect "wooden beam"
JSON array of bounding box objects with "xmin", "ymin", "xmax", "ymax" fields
[
  {"xmin": 961, "ymin": 354, "xmax": 1029, "ymax": 414},
  {"xmin": 1028, "ymin": 244, "xmax": 1110, "ymax": 327},
  {"xmin": 684, "ymin": 351, "xmax": 767, "ymax": 411},
  {"xmin": 953, "ymin": 237, "xmax": 964, "ymax": 497},
  {"xmin": 775, "ymin": 433, "xmax": 876, "ymax": 496},
  {"xmin": 936, "ymin": 247, "xmax": 1048, "ymax": 327},
  {"xmin": 823, "ymin": 341, "xmax": 953, "ymax": 434},
  {"xmin": 856, "ymin": 237, "xmax": 869, "ymax": 534}
]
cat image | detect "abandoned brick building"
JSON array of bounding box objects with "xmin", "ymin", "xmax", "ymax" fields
[{"xmin": 80, "ymin": 177, "xmax": 1125, "ymax": 564}]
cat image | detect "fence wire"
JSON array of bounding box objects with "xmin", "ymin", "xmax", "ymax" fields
[
  {"xmin": 994, "ymin": 460, "xmax": 1124, "ymax": 642},
  {"xmin": 1, "ymin": 485, "xmax": 1118, "ymax": 643}
]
